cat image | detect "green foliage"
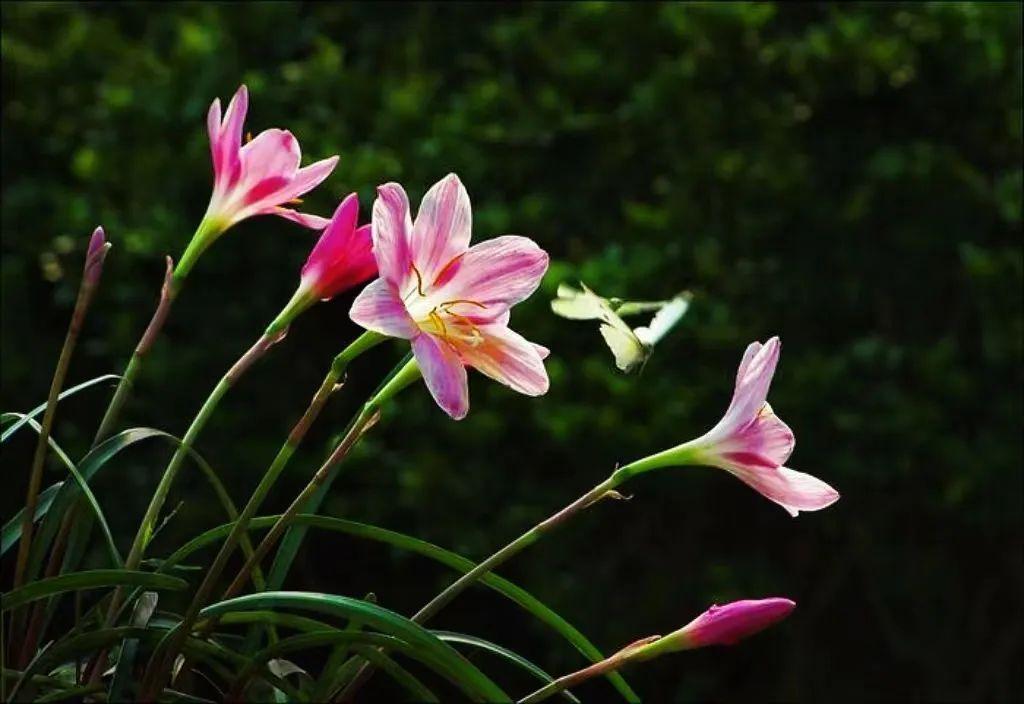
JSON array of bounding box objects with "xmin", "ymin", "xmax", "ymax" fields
[{"xmin": 2, "ymin": 2, "xmax": 1021, "ymax": 701}]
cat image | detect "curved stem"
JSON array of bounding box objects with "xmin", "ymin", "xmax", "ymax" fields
[
  {"xmin": 92, "ymin": 257, "xmax": 177, "ymax": 445},
  {"xmin": 336, "ymin": 466, "xmax": 632, "ymax": 701},
  {"xmin": 84, "ymin": 329, "xmax": 284, "ymax": 686},
  {"xmin": 136, "ymin": 332, "xmax": 383, "ymax": 696},
  {"xmin": 518, "ymin": 636, "xmax": 660, "ymax": 704},
  {"xmin": 11, "ymin": 236, "xmax": 107, "ymax": 666}
]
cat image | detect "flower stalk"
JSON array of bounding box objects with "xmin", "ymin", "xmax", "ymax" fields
[
  {"xmin": 10, "ymin": 227, "xmax": 109, "ymax": 665},
  {"xmin": 135, "ymin": 332, "xmax": 383, "ymax": 694},
  {"xmin": 84, "ymin": 327, "xmax": 285, "ymax": 687},
  {"xmin": 138, "ymin": 353, "xmax": 419, "ymax": 699},
  {"xmin": 92, "ymin": 255, "xmax": 179, "ymax": 445},
  {"xmin": 518, "ymin": 598, "xmax": 796, "ymax": 703}
]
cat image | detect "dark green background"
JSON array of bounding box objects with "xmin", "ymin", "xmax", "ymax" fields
[{"xmin": 2, "ymin": 2, "xmax": 1021, "ymax": 700}]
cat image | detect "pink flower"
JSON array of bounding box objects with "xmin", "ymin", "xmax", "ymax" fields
[
  {"xmin": 626, "ymin": 598, "xmax": 796, "ymax": 663},
  {"xmin": 688, "ymin": 337, "xmax": 839, "ymax": 513},
  {"xmin": 203, "ymin": 85, "xmax": 338, "ymax": 233},
  {"xmin": 667, "ymin": 598, "xmax": 796, "ymax": 650},
  {"xmin": 349, "ymin": 173, "xmax": 550, "ymax": 419},
  {"xmin": 299, "ymin": 193, "xmax": 377, "ymax": 301},
  {"xmin": 683, "ymin": 337, "xmax": 839, "ymax": 516},
  {"xmin": 265, "ymin": 193, "xmax": 377, "ymax": 334},
  {"xmin": 622, "ymin": 337, "xmax": 838, "ymax": 516}
]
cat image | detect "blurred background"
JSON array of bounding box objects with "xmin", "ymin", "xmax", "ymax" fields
[{"xmin": 2, "ymin": 2, "xmax": 1021, "ymax": 701}]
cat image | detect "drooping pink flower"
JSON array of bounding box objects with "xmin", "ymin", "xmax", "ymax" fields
[
  {"xmin": 265, "ymin": 193, "xmax": 378, "ymax": 334},
  {"xmin": 349, "ymin": 173, "xmax": 550, "ymax": 419},
  {"xmin": 667, "ymin": 598, "xmax": 796, "ymax": 650},
  {"xmin": 203, "ymin": 85, "xmax": 338, "ymax": 233},
  {"xmin": 622, "ymin": 337, "xmax": 838, "ymax": 515},
  {"xmin": 684, "ymin": 337, "xmax": 839, "ymax": 516}
]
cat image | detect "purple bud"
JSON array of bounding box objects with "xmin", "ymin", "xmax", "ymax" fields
[{"xmin": 83, "ymin": 226, "xmax": 111, "ymax": 285}]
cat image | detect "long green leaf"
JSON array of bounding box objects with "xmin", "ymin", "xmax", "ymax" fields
[
  {"xmin": 8, "ymin": 625, "xmax": 298, "ymax": 703},
  {"xmin": 196, "ymin": 593, "xmax": 508, "ymax": 702},
  {"xmin": 351, "ymin": 645, "xmax": 440, "ymax": 702},
  {"xmin": 158, "ymin": 515, "xmax": 640, "ymax": 702},
  {"xmin": 108, "ymin": 591, "xmax": 159, "ymax": 701},
  {"xmin": 5, "ymin": 413, "xmax": 122, "ymax": 567},
  {"xmin": 2, "ymin": 484, "xmax": 60, "ymax": 553},
  {"xmin": 434, "ymin": 630, "xmax": 580, "ymax": 704},
  {"xmin": 2, "ymin": 570, "xmax": 187, "ymax": 611},
  {"xmin": 238, "ymin": 631, "xmax": 463, "ymax": 703},
  {"xmin": 17, "ymin": 429, "xmax": 170, "ymax": 586},
  {"xmin": 1, "ymin": 374, "xmax": 120, "ymax": 443}
]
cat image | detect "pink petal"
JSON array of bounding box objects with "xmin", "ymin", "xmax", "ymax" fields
[
  {"xmin": 725, "ymin": 464, "xmax": 840, "ymax": 517},
  {"xmin": 413, "ymin": 333, "xmax": 469, "ymax": 420},
  {"xmin": 218, "ymin": 85, "xmax": 248, "ymax": 188},
  {"xmin": 301, "ymin": 199, "xmax": 377, "ymax": 300},
  {"xmin": 349, "ymin": 277, "xmax": 418, "ymax": 339},
  {"xmin": 410, "ymin": 173, "xmax": 473, "ymax": 283},
  {"xmin": 458, "ymin": 323, "xmax": 549, "ymax": 396},
  {"xmin": 273, "ymin": 155, "xmax": 339, "ymax": 204},
  {"xmin": 719, "ymin": 403, "xmax": 795, "ymax": 469},
  {"xmin": 238, "ymin": 129, "xmax": 301, "ymax": 186},
  {"xmin": 372, "ymin": 183, "xmax": 414, "ymax": 289},
  {"xmin": 433, "ymin": 235, "xmax": 549, "ymax": 319},
  {"xmin": 207, "ymin": 97, "xmax": 223, "ymax": 174},
  {"xmin": 273, "ymin": 208, "xmax": 332, "ymax": 230},
  {"xmin": 721, "ymin": 337, "xmax": 781, "ymax": 432}
]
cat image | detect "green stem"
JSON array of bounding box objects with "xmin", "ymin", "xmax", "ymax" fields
[
  {"xmin": 337, "ymin": 465, "xmax": 634, "ymax": 701},
  {"xmin": 92, "ymin": 257, "xmax": 177, "ymax": 445},
  {"xmin": 11, "ymin": 235, "xmax": 108, "ymax": 665},
  {"xmin": 137, "ymin": 332, "xmax": 383, "ymax": 695},
  {"xmin": 518, "ymin": 636, "xmax": 660, "ymax": 704},
  {"xmin": 84, "ymin": 328, "xmax": 284, "ymax": 687},
  {"xmin": 222, "ymin": 356, "xmax": 421, "ymax": 601}
]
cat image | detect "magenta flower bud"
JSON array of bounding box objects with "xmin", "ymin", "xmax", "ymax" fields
[
  {"xmin": 673, "ymin": 597, "xmax": 796, "ymax": 648},
  {"xmin": 299, "ymin": 192, "xmax": 377, "ymax": 302},
  {"xmin": 265, "ymin": 194, "xmax": 378, "ymax": 335},
  {"xmin": 83, "ymin": 226, "xmax": 111, "ymax": 286},
  {"xmin": 632, "ymin": 598, "xmax": 796, "ymax": 662}
]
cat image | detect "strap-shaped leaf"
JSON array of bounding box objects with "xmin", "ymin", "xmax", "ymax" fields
[
  {"xmin": 1, "ymin": 374, "xmax": 120, "ymax": 443},
  {"xmin": 160, "ymin": 515, "xmax": 640, "ymax": 702},
  {"xmin": 2, "ymin": 570, "xmax": 187, "ymax": 611},
  {"xmin": 4, "ymin": 413, "xmax": 122, "ymax": 567},
  {"xmin": 434, "ymin": 630, "xmax": 580, "ymax": 704},
  {"xmin": 196, "ymin": 593, "xmax": 508, "ymax": 702}
]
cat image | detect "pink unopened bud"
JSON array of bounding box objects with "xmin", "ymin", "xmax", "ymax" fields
[
  {"xmin": 83, "ymin": 226, "xmax": 111, "ymax": 286},
  {"xmin": 264, "ymin": 193, "xmax": 376, "ymax": 335},
  {"xmin": 299, "ymin": 192, "xmax": 376, "ymax": 301},
  {"xmin": 671, "ymin": 597, "xmax": 796, "ymax": 649}
]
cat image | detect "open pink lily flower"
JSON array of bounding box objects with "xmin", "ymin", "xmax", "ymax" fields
[
  {"xmin": 204, "ymin": 85, "xmax": 338, "ymax": 233},
  {"xmin": 684, "ymin": 337, "xmax": 839, "ymax": 516},
  {"xmin": 623, "ymin": 337, "xmax": 838, "ymax": 516},
  {"xmin": 350, "ymin": 173, "xmax": 550, "ymax": 420},
  {"xmin": 266, "ymin": 193, "xmax": 377, "ymax": 335}
]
